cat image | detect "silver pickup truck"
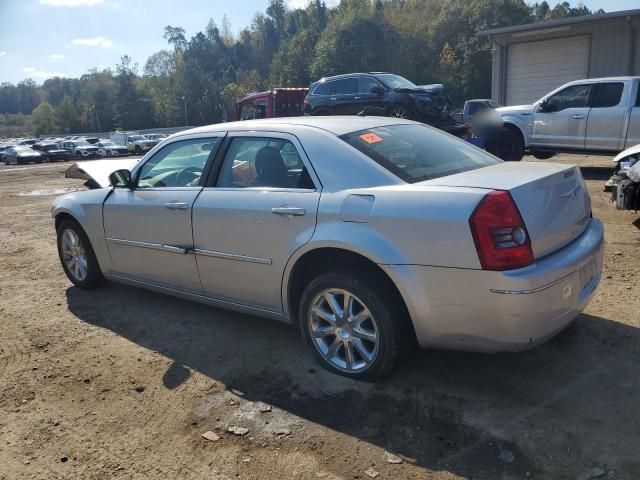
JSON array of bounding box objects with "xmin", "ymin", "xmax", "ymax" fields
[{"xmin": 497, "ymin": 77, "xmax": 640, "ymax": 161}]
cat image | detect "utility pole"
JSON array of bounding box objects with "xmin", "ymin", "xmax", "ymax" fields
[
  {"xmin": 182, "ymin": 95, "xmax": 188, "ymax": 126},
  {"xmin": 93, "ymin": 105, "xmax": 102, "ymax": 133}
]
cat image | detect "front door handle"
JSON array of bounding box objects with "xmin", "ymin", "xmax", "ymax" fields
[
  {"xmin": 164, "ymin": 202, "xmax": 188, "ymax": 210},
  {"xmin": 272, "ymin": 206, "xmax": 306, "ymax": 216},
  {"xmin": 572, "ymin": 114, "xmax": 586, "ymax": 119}
]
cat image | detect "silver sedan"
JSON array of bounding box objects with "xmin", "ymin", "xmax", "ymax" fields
[{"xmin": 52, "ymin": 117, "xmax": 603, "ymax": 379}]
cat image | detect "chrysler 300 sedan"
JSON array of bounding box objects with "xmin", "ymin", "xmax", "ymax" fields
[{"xmin": 52, "ymin": 117, "xmax": 603, "ymax": 379}]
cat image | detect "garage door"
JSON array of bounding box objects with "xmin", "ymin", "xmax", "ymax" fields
[{"xmin": 506, "ymin": 36, "xmax": 589, "ymax": 105}]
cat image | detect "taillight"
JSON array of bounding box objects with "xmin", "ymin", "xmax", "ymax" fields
[
  {"xmin": 469, "ymin": 190, "xmax": 534, "ymax": 271},
  {"xmin": 303, "ymin": 99, "xmax": 309, "ymax": 111}
]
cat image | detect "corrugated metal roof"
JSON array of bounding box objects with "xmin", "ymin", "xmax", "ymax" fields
[{"xmin": 481, "ymin": 8, "xmax": 640, "ymax": 37}]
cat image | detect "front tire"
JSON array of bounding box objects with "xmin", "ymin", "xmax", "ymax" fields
[
  {"xmin": 298, "ymin": 271, "xmax": 408, "ymax": 380},
  {"xmin": 134, "ymin": 145, "xmax": 142, "ymax": 155},
  {"xmin": 56, "ymin": 219, "xmax": 105, "ymax": 289},
  {"xmin": 497, "ymin": 127, "xmax": 525, "ymax": 161},
  {"xmin": 532, "ymin": 151, "xmax": 556, "ymax": 160}
]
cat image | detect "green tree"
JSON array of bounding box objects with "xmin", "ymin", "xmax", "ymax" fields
[{"xmin": 31, "ymin": 101, "xmax": 57, "ymax": 135}]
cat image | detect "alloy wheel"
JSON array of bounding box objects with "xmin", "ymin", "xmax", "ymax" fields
[
  {"xmin": 389, "ymin": 108, "xmax": 408, "ymax": 119},
  {"xmin": 308, "ymin": 288, "xmax": 379, "ymax": 373},
  {"xmin": 61, "ymin": 229, "xmax": 88, "ymax": 282}
]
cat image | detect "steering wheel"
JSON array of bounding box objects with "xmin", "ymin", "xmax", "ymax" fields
[{"xmin": 175, "ymin": 166, "xmax": 203, "ymax": 186}]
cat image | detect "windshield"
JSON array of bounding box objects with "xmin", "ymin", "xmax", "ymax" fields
[
  {"xmin": 340, "ymin": 124, "xmax": 500, "ymax": 183},
  {"xmin": 374, "ymin": 74, "xmax": 416, "ymax": 90},
  {"xmin": 487, "ymin": 100, "xmax": 502, "ymax": 108},
  {"xmin": 75, "ymin": 141, "xmax": 90, "ymax": 146},
  {"xmin": 14, "ymin": 146, "xmax": 33, "ymax": 152}
]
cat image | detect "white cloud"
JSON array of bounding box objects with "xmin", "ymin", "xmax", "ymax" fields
[
  {"xmin": 0, "ymin": 51, "xmax": 6, "ymax": 57},
  {"xmin": 40, "ymin": 0, "xmax": 103, "ymax": 6},
  {"xmin": 49, "ymin": 53, "xmax": 65, "ymax": 60},
  {"xmin": 23, "ymin": 67, "xmax": 65, "ymax": 79},
  {"xmin": 72, "ymin": 36, "xmax": 113, "ymax": 48}
]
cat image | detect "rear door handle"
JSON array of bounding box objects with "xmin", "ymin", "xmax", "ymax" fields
[
  {"xmin": 164, "ymin": 202, "xmax": 189, "ymax": 210},
  {"xmin": 572, "ymin": 114, "xmax": 585, "ymax": 119},
  {"xmin": 272, "ymin": 206, "xmax": 306, "ymax": 216}
]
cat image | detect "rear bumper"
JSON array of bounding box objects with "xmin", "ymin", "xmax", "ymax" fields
[{"xmin": 382, "ymin": 218, "xmax": 604, "ymax": 352}]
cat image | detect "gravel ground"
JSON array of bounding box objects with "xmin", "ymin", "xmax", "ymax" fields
[{"xmin": 0, "ymin": 154, "xmax": 638, "ymax": 480}]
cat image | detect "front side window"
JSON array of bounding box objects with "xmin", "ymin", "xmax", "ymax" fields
[
  {"xmin": 340, "ymin": 124, "xmax": 500, "ymax": 183},
  {"xmin": 255, "ymin": 101, "xmax": 268, "ymax": 119},
  {"xmin": 545, "ymin": 84, "xmax": 591, "ymax": 112},
  {"xmin": 358, "ymin": 77, "xmax": 382, "ymax": 94},
  {"xmin": 136, "ymin": 137, "xmax": 218, "ymax": 188},
  {"xmin": 590, "ymin": 82, "xmax": 623, "ymax": 108},
  {"xmin": 374, "ymin": 74, "xmax": 416, "ymax": 90},
  {"xmin": 216, "ymin": 137, "xmax": 314, "ymax": 189},
  {"xmin": 240, "ymin": 103, "xmax": 255, "ymax": 120}
]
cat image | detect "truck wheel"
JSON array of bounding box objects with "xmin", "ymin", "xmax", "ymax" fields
[
  {"xmin": 76, "ymin": 152, "xmax": 82, "ymax": 160},
  {"xmin": 134, "ymin": 145, "xmax": 142, "ymax": 155},
  {"xmin": 532, "ymin": 151, "xmax": 556, "ymax": 160},
  {"xmin": 388, "ymin": 106, "xmax": 410, "ymax": 119},
  {"xmin": 106, "ymin": 150, "xmax": 112, "ymax": 157},
  {"xmin": 498, "ymin": 127, "xmax": 525, "ymax": 161}
]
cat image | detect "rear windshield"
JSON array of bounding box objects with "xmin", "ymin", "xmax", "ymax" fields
[{"xmin": 340, "ymin": 124, "xmax": 500, "ymax": 183}]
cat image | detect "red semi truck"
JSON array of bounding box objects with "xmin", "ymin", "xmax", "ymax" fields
[{"xmin": 235, "ymin": 88, "xmax": 309, "ymax": 121}]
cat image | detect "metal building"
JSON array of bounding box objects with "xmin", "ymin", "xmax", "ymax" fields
[{"xmin": 482, "ymin": 9, "xmax": 640, "ymax": 106}]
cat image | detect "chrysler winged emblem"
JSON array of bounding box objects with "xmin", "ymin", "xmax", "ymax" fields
[{"xmin": 560, "ymin": 188, "xmax": 577, "ymax": 200}]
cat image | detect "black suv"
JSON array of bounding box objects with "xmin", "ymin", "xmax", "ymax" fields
[{"xmin": 303, "ymin": 72, "xmax": 466, "ymax": 135}]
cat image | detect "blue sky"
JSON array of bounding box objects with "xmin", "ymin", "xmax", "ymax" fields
[{"xmin": 0, "ymin": 0, "xmax": 637, "ymax": 84}]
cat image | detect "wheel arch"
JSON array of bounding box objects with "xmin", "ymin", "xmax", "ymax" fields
[
  {"xmin": 283, "ymin": 245, "xmax": 416, "ymax": 342},
  {"xmin": 501, "ymin": 117, "xmax": 528, "ymax": 148}
]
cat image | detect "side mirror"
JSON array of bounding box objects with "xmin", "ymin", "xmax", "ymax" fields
[
  {"xmin": 109, "ymin": 169, "xmax": 133, "ymax": 189},
  {"xmin": 370, "ymin": 85, "xmax": 384, "ymax": 95}
]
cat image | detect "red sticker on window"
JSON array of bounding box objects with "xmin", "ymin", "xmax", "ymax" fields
[{"xmin": 359, "ymin": 132, "xmax": 383, "ymax": 144}]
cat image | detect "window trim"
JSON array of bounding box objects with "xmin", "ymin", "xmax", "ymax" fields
[
  {"xmin": 131, "ymin": 133, "xmax": 225, "ymax": 189},
  {"xmin": 588, "ymin": 82, "xmax": 624, "ymax": 109},
  {"xmin": 203, "ymin": 130, "xmax": 321, "ymax": 192}
]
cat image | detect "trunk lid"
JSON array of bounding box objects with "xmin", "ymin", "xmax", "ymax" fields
[{"xmin": 425, "ymin": 162, "xmax": 591, "ymax": 259}]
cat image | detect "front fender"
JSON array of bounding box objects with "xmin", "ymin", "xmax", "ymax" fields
[
  {"xmin": 501, "ymin": 115, "xmax": 530, "ymax": 148},
  {"xmin": 52, "ymin": 188, "xmax": 113, "ymax": 272}
]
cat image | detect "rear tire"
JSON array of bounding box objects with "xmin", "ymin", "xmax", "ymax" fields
[
  {"xmin": 298, "ymin": 271, "xmax": 409, "ymax": 380},
  {"xmin": 76, "ymin": 152, "xmax": 82, "ymax": 160},
  {"xmin": 134, "ymin": 145, "xmax": 142, "ymax": 155},
  {"xmin": 56, "ymin": 219, "xmax": 105, "ymax": 289},
  {"xmin": 312, "ymin": 109, "xmax": 331, "ymax": 116},
  {"xmin": 106, "ymin": 150, "xmax": 112, "ymax": 158}
]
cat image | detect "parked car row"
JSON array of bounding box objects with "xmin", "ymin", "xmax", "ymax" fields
[{"xmin": 0, "ymin": 132, "xmax": 170, "ymax": 165}]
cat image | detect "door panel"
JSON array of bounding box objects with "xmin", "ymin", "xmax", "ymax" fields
[
  {"xmin": 193, "ymin": 189, "xmax": 319, "ymax": 311},
  {"xmin": 585, "ymin": 82, "xmax": 627, "ymax": 151},
  {"xmin": 193, "ymin": 134, "xmax": 320, "ymax": 312},
  {"xmin": 104, "ymin": 188, "xmax": 203, "ymax": 292},
  {"xmin": 332, "ymin": 78, "xmax": 358, "ymax": 115},
  {"xmin": 532, "ymin": 83, "xmax": 592, "ymax": 149}
]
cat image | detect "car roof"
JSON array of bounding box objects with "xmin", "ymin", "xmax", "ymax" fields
[
  {"xmin": 314, "ymin": 72, "xmax": 393, "ymax": 83},
  {"xmin": 177, "ymin": 115, "xmax": 415, "ymax": 137}
]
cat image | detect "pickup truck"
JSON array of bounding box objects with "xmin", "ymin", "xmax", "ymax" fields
[{"xmin": 497, "ymin": 77, "xmax": 640, "ymax": 161}]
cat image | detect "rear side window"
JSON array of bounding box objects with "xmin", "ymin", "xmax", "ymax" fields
[
  {"xmin": 334, "ymin": 78, "xmax": 356, "ymax": 95},
  {"xmin": 591, "ymin": 83, "xmax": 623, "ymax": 108},
  {"xmin": 340, "ymin": 124, "xmax": 500, "ymax": 183},
  {"xmin": 313, "ymin": 81, "xmax": 333, "ymax": 95}
]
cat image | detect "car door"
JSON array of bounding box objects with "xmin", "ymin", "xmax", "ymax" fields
[
  {"xmin": 192, "ymin": 132, "xmax": 321, "ymax": 313},
  {"xmin": 103, "ymin": 135, "xmax": 222, "ymax": 293},
  {"xmin": 532, "ymin": 83, "xmax": 592, "ymax": 149},
  {"xmin": 332, "ymin": 78, "xmax": 359, "ymax": 115},
  {"xmin": 353, "ymin": 76, "xmax": 386, "ymax": 113},
  {"xmin": 584, "ymin": 81, "xmax": 627, "ymax": 151}
]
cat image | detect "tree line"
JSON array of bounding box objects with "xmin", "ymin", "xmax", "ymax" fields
[{"xmin": 0, "ymin": 0, "xmax": 602, "ymax": 137}]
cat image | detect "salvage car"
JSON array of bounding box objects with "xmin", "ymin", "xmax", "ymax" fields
[
  {"xmin": 304, "ymin": 73, "xmax": 467, "ymax": 136},
  {"xmin": 32, "ymin": 142, "xmax": 70, "ymax": 162},
  {"xmin": 95, "ymin": 141, "xmax": 129, "ymax": 158},
  {"xmin": 237, "ymin": 88, "xmax": 309, "ymax": 120},
  {"xmin": 52, "ymin": 117, "xmax": 603, "ymax": 380},
  {"xmin": 3, "ymin": 146, "xmax": 43, "ymax": 164},
  {"xmin": 60, "ymin": 140, "xmax": 100, "ymax": 160}
]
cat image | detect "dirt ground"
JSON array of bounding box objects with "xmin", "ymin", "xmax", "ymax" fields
[{"xmin": 0, "ymin": 154, "xmax": 638, "ymax": 480}]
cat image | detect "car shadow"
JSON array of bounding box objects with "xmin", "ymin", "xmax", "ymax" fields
[
  {"xmin": 579, "ymin": 165, "xmax": 612, "ymax": 181},
  {"xmin": 66, "ymin": 284, "xmax": 640, "ymax": 478}
]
